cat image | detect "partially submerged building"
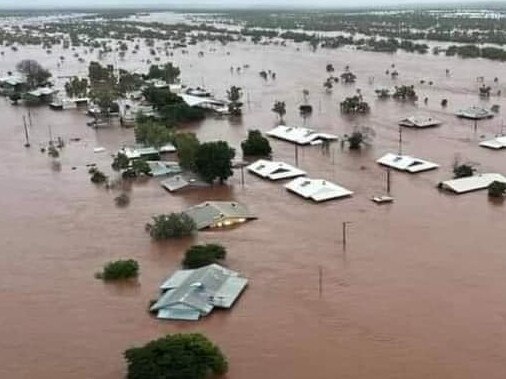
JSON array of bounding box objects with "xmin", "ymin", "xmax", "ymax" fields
[
  {"xmin": 399, "ymin": 116, "xmax": 442, "ymax": 128},
  {"xmin": 285, "ymin": 177, "xmax": 353, "ymax": 202},
  {"xmin": 439, "ymin": 173, "xmax": 506, "ymax": 194},
  {"xmin": 247, "ymin": 159, "xmax": 306, "ymax": 181},
  {"xmin": 180, "ymin": 94, "xmax": 229, "ymax": 114},
  {"xmin": 456, "ymin": 106, "xmax": 494, "ymax": 120},
  {"xmin": 150, "ymin": 264, "xmax": 248, "ymax": 321},
  {"xmin": 479, "ymin": 136, "xmax": 506, "ymax": 150},
  {"xmin": 183, "ymin": 201, "xmax": 256, "ymax": 230},
  {"xmin": 266, "ymin": 125, "xmax": 338, "ymax": 145},
  {"xmin": 119, "ymin": 144, "xmax": 176, "ymax": 160},
  {"xmin": 376, "ymin": 153, "xmax": 439, "ymax": 173},
  {"xmin": 147, "ymin": 161, "xmax": 181, "ymax": 177},
  {"xmin": 160, "ymin": 174, "xmax": 209, "ymax": 192}
]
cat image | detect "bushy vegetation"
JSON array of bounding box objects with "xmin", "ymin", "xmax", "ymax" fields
[
  {"xmin": 147, "ymin": 213, "xmax": 196, "ymax": 240},
  {"xmin": 488, "ymin": 181, "xmax": 506, "ymax": 198},
  {"xmin": 89, "ymin": 167, "xmax": 107, "ymax": 184},
  {"xmin": 347, "ymin": 132, "xmax": 364, "ymax": 150},
  {"xmin": 227, "ymin": 85, "xmax": 243, "ymax": 116},
  {"xmin": 16, "ymin": 59, "xmax": 51, "ymax": 89},
  {"xmin": 453, "ymin": 164, "xmax": 475, "ymax": 179},
  {"xmin": 182, "ymin": 243, "xmax": 227, "ymax": 269},
  {"xmin": 340, "ymin": 96, "xmax": 370, "ymax": 114},
  {"xmin": 96, "ymin": 259, "xmax": 139, "ymax": 280},
  {"xmin": 174, "ymin": 132, "xmax": 200, "ymax": 171},
  {"xmin": 392, "ymin": 85, "xmax": 417, "ymax": 101},
  {"xmin": 134, "ymin": 119, "xmax": 174, "ymax": 148},
  {"xmin": 124, "ymin": 333, "xmax": 228, "ymax": 379},
  {"xmin": 241, "ymin": 129, "xmax": 272, "ymax": 156},
  {"xmin": 194, "ymin": 141, "xmax": 236, "ymax": 184}
]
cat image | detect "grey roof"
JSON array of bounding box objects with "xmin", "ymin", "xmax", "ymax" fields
[
  {"xmin": 160, "ymin": 174, "xmax": 209, "ymax": 192},
  {"xmin": 183, "ymin": 201, "xmax": 256, "ymax": 230},
  {"xmin": 151, "ymin": 264, "xmax": 248, "ymax": 321}
]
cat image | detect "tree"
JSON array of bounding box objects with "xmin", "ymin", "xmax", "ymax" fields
[
  {"xmin": 488, "ymin": 181, "xmax": 506, "ymax": 198},
  {"xmin": 111, "ymin": 152, "xmax": 129, "ymax": 171},
  {"xmin": 145, "ymin": 62, "xmax": 180, "ymax": 84},
  {"xmin": 64, "ymin": 76, "xmax": 88, "ymax": 98},
  {"xmin": 227, "ymin": 85, "xmax": 243, "ymax": 116},
  {"xmin": 392, "ymin": 85, "xmax": 417, "ymax": 101},
  {"xmin": 272, "ymin": 100, "xmax": 286, "ymax": 123},
  {"xmin": 453, "ymin": 164, "xmax": 475, "ymax": 179},
  {"xmin": 89, "ymin": 167, "xmax": 107, "ymax": 184},
  {"xmin": 347, "ymin": 132, "xmax": 364, "ymax": 149},
  {"xmin": 340, "ymin": 96, "xmax": 370, "ymax": 114},
  {"xmin": 182, "ymin": 244, "xmax": 226, "ymax": 269},
  {"xmin": 124, "ymin": 333, "xmax": 228, "ymax": 379},
  {"xmin": 326, "ymin": 63, "xmax": 335, "ymax": 74},
  {"xmin": 147, "ymin": 213, "xmax": 196, "ymax": 240},
  {"xmin": 16, "ymin": 59, "xmax": 51, "ymax": 89},
  {"xmin": 96, "ymin": 259, "xmax": 139, "ymax": 280},
  {"xmin": 134, "ymin": 120, "xmax": 174, "ymax": 148},
  {"xmin": 241, "ymin": 129, "xmax": 272, "ymax": 156},
  {"xmin": 123, "ymin": 159, "xmax": 151, "ymax": 178},
  {"xmin": 195, "ymin": 141, "xmax": 236, "ymax": 184},
  {"xmin": 174, "ymin": 132, "xmax": 200, "ymax": 171},
  {"xmin": 340, "ymin": 71, "xmax": 357, "ymax": 83}
]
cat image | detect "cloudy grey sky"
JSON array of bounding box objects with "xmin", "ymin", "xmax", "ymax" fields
[{"xmin": 0, "ymin": 0, "xmax": 500, "ymax": 9}]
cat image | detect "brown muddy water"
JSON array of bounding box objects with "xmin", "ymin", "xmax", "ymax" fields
[{"xmin": 1, "ymin": 34, "xmax": 506, "ymax": 379}]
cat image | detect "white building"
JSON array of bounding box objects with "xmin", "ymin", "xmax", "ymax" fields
[
  {"xmin": 479, "ymin": 136, "xmax": 506, "ymax": 150},
  {"xmin": 439, "ymin": 173, "xmax": 506, "ymax": 194},
  {"xmin": 266, "ymin": 125, "xmax": 338, "ymax": 145},
  {"xmin": 285, "ymin": 177, "xmax": 353, "ymax": 202},
  {"xmin": 376, "ymin": 153, "xmax": 439, "ymax": 173},
  {"xmin": 399, "ymin": 116, "xmax": 442, "ymax": 128},
  {"xmin": 456, "ymin": 106, "xmax": 494, "ymax": 120},
  {"xmin": 247, "ymin": 159, "xmax": 306, "ymax": 181}
]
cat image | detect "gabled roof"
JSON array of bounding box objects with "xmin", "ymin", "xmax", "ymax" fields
[
  {"xmin": 266, "ymin": 125, "xmax": 338, "ymax": 145},
  {"xmin": 399, "ymin": 116, "xmax": 442, "ymax": 128},
  {"xmin": 147, "ymin": 161, "xmax": 181, "ymax": 177},
  {"xmin": 27, "ymin": 87, "xmax": 57, "ymax": 97},
  {"xmin": 285, "ymin": 177, "xmax": 353, "ymax": 202},
  {"xmin": 183, "ymin": 201, "xmax": 256, "ymax": 230},
  {"xmin": 376, "ymin": 153, "xmax": 439, "ymax": 173},
  {"xmin": 440, "ymin": 173, "xmax": 506, "ymax": 194},
  {"xmin": 456, "ymin": 106, "xmax": 494, "ymax": 120},
  {"xmin": 479, "ymin": 136, "xmax": 506, "ymax": 150},
  {"xmin": 151, "ymin": 264, "xmax": 248, "ymax": 321},
  {"xmin": 247, "ymin": 159, "xmax": 306, "ymax": 180}
]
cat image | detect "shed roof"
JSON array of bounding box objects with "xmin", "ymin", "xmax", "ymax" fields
[
  {"xmin": 479, "ymin": 136, "xmax": 506, "ymax": 150},
  {"xmin": 376, "ymin": 153, "xmax": 439, "ymax": 173},
  {"xmin": 285, "ymin": 177, "xmax": 353, "ymax": 202}
]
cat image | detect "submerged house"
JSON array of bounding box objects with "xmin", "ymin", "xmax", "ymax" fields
[
  {"xmin": 119, "ymin": 143, "xmax": 176, "ymax": 160},
  {"xmin": 183, "ymin": 201, "xmax": 256, "ymax": 230},
  {"xmin": 456, "ymin": 106, "xmax": 494, "ymax": 120},
  {"xmin": 479, "ymin": 136, "xmax": 506, "ymax": 150},
  {"xmin": 180, "ymin": 94, "xmax": 229, "ymax": 114},
  {"xmin": 0, "ymin": 75, "xmax": 26, "ymax": 94},
  {"xmin": 160, "ymin": 174, "xmax": 209, "ymax": 192},
  {"xmin": 247, "ymin": 159, "xmax": 306, "ymax": 181},
  {"xmin": 285, "ymin": 177, "xmax": 353, "ymax": 202},
  {"xmin": 150, "ymin": 264, "xmax": 248, "ymax": 321},
  {"xmin": 376, "ymin": 153, "xmax": 439, "ymax": 173},
  {"xmin": 399, "ymin": 116, "xmax": 442, "ymax": 128},
  {"xmin": 439, "ymin": 173, "xmax": 506, "ymax": 194},
  {"xmin": 266, "ymin": 125, "xmax": 338, "ymax": 145}
]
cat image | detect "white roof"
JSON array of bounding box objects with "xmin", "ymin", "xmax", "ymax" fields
[
  {"xmin": 440, "ymin": 173, "xmax": 506, "ymax": 194},
  {"xmin": 28, "ymin": 87, "xmax": 57, "ymax": 97},
  {"xmin": 456, "ymin": 106, "xmax": 494, "ymax": 120},
  {"xmin": 479, "ymin": 136, "xmax": 506, "ymax": 150},
  {"xmin": 376, "ymin": 153, "xmax": 439, "ymax": 173},
  {"xmin": 161, "ymin": 175, "xmax": 190, "ymax": 192},
  {"xmin": 399, "ymin": 116, "xmax": 442, "ymax": 128},
  {"xmin": 180, "ymin": 94, "xmax": 226, "ymax": 108},
  {"xmin": 266, "ymin": 125, "xmax": 338, "ymax": 145},
  {"xmin": 247, "ymin": 159, "xmax": 306, "ymax": 180},
  {"xmin": 285, "ymin": 177, "xmax": 353, "ymax": 202}
]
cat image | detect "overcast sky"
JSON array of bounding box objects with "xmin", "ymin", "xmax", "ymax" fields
[{"xmin": 0, "ymin": 0, "xmax": 500, "ymax": 9}]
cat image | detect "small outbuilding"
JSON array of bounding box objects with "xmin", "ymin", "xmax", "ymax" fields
[
  {"xmin": 150, "ymin": 264, "xmax": 248, "ymax": 321},
  {"xmin": 183, "ymin": 201, "xmax": 256, "ymax": 230},
  {"xmin": 247, "ymin": 159, "xmax": 306, "ymax": 180},
  {"xmin": 376, "ymin": 153, "xmax": 439, "ymax": 173},
  {"xmin": 285, "ymin": 177, "xmax": 353, "ymax": 202}
]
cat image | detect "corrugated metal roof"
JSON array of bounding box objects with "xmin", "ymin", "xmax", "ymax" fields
[
  {"xmin": 183, "ymin": 201, "xmax": 256, "ymax": 230},
  {"xmin": 441, "ymin": 173, "xmax": 506, "ymax": 194},
  {"xmin": 376, "ymin": 153, "xmax": 439, "ymax": 173},
  {"xmin": 247, "ymin": 159, "xmax": 306, "ymax": 181},
  {"xmin": 151, "ymin": 264, "xmax": 248, "ymax": 321},
  {"xmin": 285, "ymin": 177, "xmax": 353, "ymax": 202}
]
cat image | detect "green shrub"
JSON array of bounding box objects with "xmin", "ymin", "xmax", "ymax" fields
[
  {"xmin": 488, "ymin": 181, "xmax": 506, "ymax": 198},
  {"xmin": 89, "ymin": 167, "xmax": 107, "ymax": 184},
  {"xmin": 182, "ymin": 244, "xmax": 226, "ymax": 269},
  {"xmin": 97, "ymin": 259, "xmax": 139, "ymax": 280},
  {"xmin": 124, "ymin": 333, "xmax": 228, "ymax": 379},
  {"xmin": 147, "ymin": 213, "xmax": 196, "ymax": 240},
  {"xmin": 241, "ymin": 129, "xmax": 272, "ymax": 156},
  {"xmin": 453, "ymin": 164, "xmax": 474, "ymax": 179}
]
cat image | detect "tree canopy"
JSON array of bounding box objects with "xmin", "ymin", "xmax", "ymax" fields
[
  {"xmin": 124, "ymin": 333, "xmax": 228, "ymax": 379},
  {"xmin": 195, "ymin": 141, "xmax": 235, "ymax": 184},
  {"xmin": 16, "ymin": 59, "xmax": 51, "ymax": 89},
  {"xmin": 182, "ymin": 244, "xmax": 227, "ymax": 269},
  {"xmin": 241, "ymin": 129, "xmax": 272, "ymax": 156},
  {"xmin": 147, "ymin": 213, "xmax": 196, "ymax": 240}
]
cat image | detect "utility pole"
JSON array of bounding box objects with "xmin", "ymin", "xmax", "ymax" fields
[
  {"xmin": 398, "ymin": 125, "xmax": 403, "ymax": 155},
  {"xmin": 22, "ymin": 116, "xmax": 30, "ymax": 147},
  {"xmin": 318, "ymin": 265, "xmax": 323, "ymax": 298},
  {"xmin": 342, "ymin": 221, "xmax": 351, "ymax": 251},
  {"xmin": 295, "ymin": 144, "xmax": 299, "ymax": 167},
  {"xmin": 386, "ymin": 168, "xmax": 391, "ymax": 194}
]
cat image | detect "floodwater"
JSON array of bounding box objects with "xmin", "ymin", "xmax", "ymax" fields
[{"xmin": 1, "ymin": 20, "xmax": 506, "ymax": 379}]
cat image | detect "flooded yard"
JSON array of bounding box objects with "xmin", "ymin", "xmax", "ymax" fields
[{"xmin": 1, "ymin": 21, "xmax": 506, "ymax": 378}]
